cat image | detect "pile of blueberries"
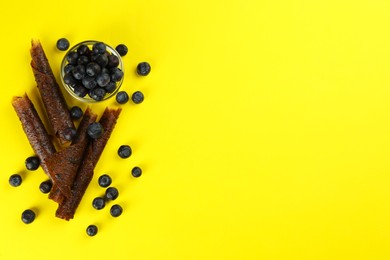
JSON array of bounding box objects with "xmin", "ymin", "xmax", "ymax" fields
[{"xmin": 57, "ymin": 38, "xmax": 150, "ymax": 103}]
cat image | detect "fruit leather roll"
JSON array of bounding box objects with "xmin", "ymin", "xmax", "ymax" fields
[
  {"xmin": 48, "ymin": 107, "xmax": 97, "ymax": 203},
  {"xmin": 12, "ymin": 94, "xmax": 56, "ymax": 178},
  {"xmin": 56, "ymin": 108, "xmax": 121, "ymax": 220},
  {"xmin": 30, "ymin": 40, "xmax": 75, "ymax": 144}
]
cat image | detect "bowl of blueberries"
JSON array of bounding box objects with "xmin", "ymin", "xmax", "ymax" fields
[{"xmin": 60, "ymin": 40, "xmax": 126, "ymax": 102}]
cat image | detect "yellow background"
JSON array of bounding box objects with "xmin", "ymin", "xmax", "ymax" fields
[{"xmin": 1, "ymin": 0, "xmax": 390, "ymax": 259}]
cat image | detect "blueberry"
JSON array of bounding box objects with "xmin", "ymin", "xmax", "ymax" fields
[
  {"xmin": 110, "ymin": 204, "xmax": 123, "ymax": 217},
  {"xmin": 63, "ymin": 127, "xmax": 77, "ymax": 141},
  {"xmin": 77, "ymin": 55, "xmax": 89, "ymax": 65},
  {"xmin": 39, "ymin": 180, "xmax": 52, "ymax": 194},
  {"xmin": 21, "ymin": 209, "xmax": 36, "ymax": 224},
  {"xmin": 64, "ymin": 73, "xmax": 77, "ymax": 86},
  {"xmin": 92, "ymin": 197, "xmax": 105, "ymax": 210},
  {"xmin": 87, "ymin": 122, "xmax": 104, "ymax": 139},
  {"xmin": 110, "ymin": 67, "xmax": 124, "ymax": 82},
  {"xmin": 92, "ymin": 42, "xmax": 106, "ymax": 54},
  {"xmin": 66, "ymin": 51, "xmax": 79, "ymax": 65},
  {"xmin": 25, "ymin": 156, "xmax": 40, "ymax": 171},
  {"xmin": 77, "ymin": 44, "xmax": 90, "ymax": 55},
  {"xmin": 86, "ymin": 225, "xmax": 98, "ymax": 236},
  {"xmin": 89, "ymin": 87, "xmax": 106, "ymax": 101},
  {"xmin": 116, "ymin": 91, "xmax": 129, "ymax": 104},
  {"xmin": 56, "ymin": 38, "xmax": 70, "ymax": 51},
  {"xmin": 73, "ymin": 84, "xmax": 88, "ymax": 97},
  {"xmin": 9, "ymin": 174, "xmax": 22, "ymax": 187},
  {"xmin": 96, "ymin": 54, "xmax": 108, "ymax": 67},
  {"xmin": 98, "ymin": 174, "xmax": 112, "ymax": 188},
  {"xmin": 96, "ymin": 73, "xmax": 110, "ymax": 87},
  {"xmin": 105, "ymin": 187, "xmax": 119, "ymax": 201},
  {"xmin": 64, "ymin": 64, "xmax": 74, "ymax": 74},
  {"xmin": 105, "ymin": 81, "xmax": 117, "ymax": 93},
  {"xmin": 115, "ymin": 44, "xmax": 128, "ymax": 56},
  {"xmin": 137, "ymin": 62, "xmax": 151, "ymax": 76},
  {"xmin": 82, "ymin": 76, "xmax": 98, "ymax": 90},
  {"xmin": 131, "ymin": 91, "xmax": 144, "ymax": 104},
  {"xmin": 118, "ymin": 145, "xmax": 131, "ymax": 158},
  {"xmin": 72, "ymin": 65, "xmax": 86, "ymax": 80},
  {"xmin": 131, "ymin": 166, "xmax": 142, "ymax": 178},
  {"xmin": 86, "ymin": 62, "xmax": 101, "ymax": 77},
  {"xmin": 107, "ymin": 55, "xmax": 119, "ymax": 68},
  {"xmin": 104, "ymin": 51, "xmax": 111, "ymax": 58},
  {"xmin": 70, "ymin": 106, "xmax": 83, "ymax": 120},
  {"xmin": 90, "ymin": 53, "xmax": 99, "ymax": 62},
  {"xmin": 101, "ymin": 67, "xmax": 110, "ymax": 75}
]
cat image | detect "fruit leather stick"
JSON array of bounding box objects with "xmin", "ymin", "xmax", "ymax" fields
[
  {"xmin": 12, "ymin": 94, "xmax": 56, "ymax": 178},
  {"xmin": 30, "ymin": 40, "xmax": 75, "ymax": 144},
  {"xmin": 48, "ymin": 107, "xmax": 97, "ymax": 203},
  {"xmin": 56, "ymin": 108, "xmax": 121, "ymax": 220}
]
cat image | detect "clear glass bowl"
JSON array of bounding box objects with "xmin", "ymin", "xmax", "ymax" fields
[{"xmin": 60, "ymin": 40, "xmax": 124, "ymax": 103}]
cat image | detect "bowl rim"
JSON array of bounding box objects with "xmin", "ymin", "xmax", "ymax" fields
[{"xmin": 60, "ymin": 40, "xmax": 124, "ymax": 103}]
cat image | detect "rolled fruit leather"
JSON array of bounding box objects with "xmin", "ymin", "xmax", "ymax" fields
[
  {"xmin": 56, "ymin": 108, "xmax": 121, "ymax": 220},
  {"xmin": 48, "ymin": 108, "xmax": 97, "ymax": 203},
  {"xmin": 30, "ymin": 40, "xmax": 75, "ymax": 144},
  {"xmin": 12, "ymin": 94, "xmax": 56, "ymax": 179}
]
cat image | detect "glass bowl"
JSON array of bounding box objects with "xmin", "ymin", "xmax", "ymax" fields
[{"xmin": 60, "ymin": 40, "xmax": 124, "ymax": 103}]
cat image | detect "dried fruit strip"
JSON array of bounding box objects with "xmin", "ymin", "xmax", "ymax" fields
[
  {"xmin": 48, "ymin": 108, "xmax": 97, "ymax": 203},
  {"xmin": 12, "ymin": 94, "xmax": 56, "ymax": 178},
  {"xmin": 30, "ymin": 40, "xmax": 75, "ymax": 144},
  {"xmin": 56, "ymin": 108, "xmax": 121, "ymax": 220}
]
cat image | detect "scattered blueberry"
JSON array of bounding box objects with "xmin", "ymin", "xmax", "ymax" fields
[
  {"xmin": 9, "ymin": 174, "xmax": 22, "ymax": 187},
  {"xmin": 87, "ymin": 122, "xmax": 104, "ymax": 139},
  {"xmin": 92, "ymin": 197, "xmax": 106, "ymax": 210},
  {"xmin": 110, "ymin": 204, "xmax": 123, "ymax": 217},
  {"xmin": 86, "ymin": 225, "xmax": 98, "ymax": 236},
  {"xmin": 105, "ymin": 187, "xmax": 119, "ymax": 201},
  {"xmin": 69, "ymin": 106, "xmax": 83, "ymax": 120},
  {"xmin": 116, "ymin": 91, "xmax": 129, "ymax": 104},
  {"xmin": 136, "ymin": 62, "xmax": 151, "ymax": 76},
  {"xmin": 25, "ymin": 156, "xmax": 40, "ymax": 171},
  {"xmin": 89, "ymin": 87, "xmax": 106, "ymax": 101},
  {"xmin": 98, "ymin": 174, "xmax": 112, "ymax": 188},
  {"xmin": 131, "ymin": 166, "xmax": 142, "ymax": 178},
  {"xmin": 21, "ymin": 209, "xmax": 36, "ymax": 224},
  {"xmin": 63, "ymin": 127, "xmax": 77, "ymax": 141},
  {"xmin": 115, "ymin": 44, "xmax": 128, "ymax": 56},
  {"xmin": 39, "ymin": 180, "xmax": 52, "ymax": 194},
  {"xmin": 56, "ymin": 38, "xmax": 70, "ymax": 51},
  {"xmin": 131, "ymin": 91, "xmax": 144, "ymax": 104},
  {"xmin": 118, "ymin": 145, "xmax": 131, "ymax": 158}
]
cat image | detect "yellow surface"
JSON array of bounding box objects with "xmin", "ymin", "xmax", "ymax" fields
[{"xmin": 1, "ymin": 0, "xmax": 390, "ymax": 259}]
